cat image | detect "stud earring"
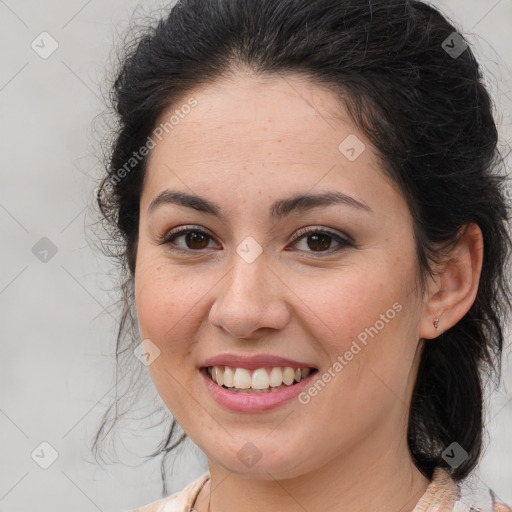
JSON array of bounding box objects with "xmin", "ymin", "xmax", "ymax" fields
[{"xmin": 433, "ymin": 318, "xmax": 439, "ymax": 329}]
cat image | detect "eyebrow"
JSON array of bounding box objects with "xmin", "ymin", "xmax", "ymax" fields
[{"xmin": 147, "ymin": 189, "xmax": 372, "ymax": 219}]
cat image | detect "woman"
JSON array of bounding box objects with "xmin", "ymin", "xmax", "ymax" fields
[{"xmin": 93, "ymin": 0, "xmax": 512, "ymax": 510}]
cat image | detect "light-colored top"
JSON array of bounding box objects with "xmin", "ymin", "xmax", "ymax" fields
[{"xmin": 130, "ymin": 468, "xmax": 511, "ymax": 512}]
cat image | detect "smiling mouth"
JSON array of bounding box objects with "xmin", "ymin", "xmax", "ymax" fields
[{"xmin": 204, "ymin": 365, "xmax": 318, "ymax": 393}]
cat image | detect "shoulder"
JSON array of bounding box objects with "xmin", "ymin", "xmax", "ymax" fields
[{"xmin": 129, "ymin": 472, "xmax": 210, "ymax": 512}]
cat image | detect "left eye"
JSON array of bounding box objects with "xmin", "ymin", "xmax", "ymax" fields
[{"xmin": 288, "ymin": 228, "xmax": 351, "ymax": 253}]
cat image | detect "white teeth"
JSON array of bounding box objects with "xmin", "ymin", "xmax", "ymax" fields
[
  {"xmin": 213, "ymin": 366, "xmax": 223, "ymax": 386},
  {"xmin": 208, "ymin": 365, "xmax": 314, "ymax": 390},
  {"xmin": 301, "ymin": 368, "xmax": 311, "ymax": 379},
  {"xmin": 282, "ymin": 367, "xmax": 295, "ymax": 385},
  {"xmin": 223, "ymin": 366, "xmax": 234, "ymax": 387},
  {"xmin": 251, "ymin": 368, "xmax": 270, "ymax": 389},
  {"xmin": 233, "ymin": 368, "xmax": 252, "ymax": 389},
  {"xmin": 268, "ymin": 367, "xmax": 282, "ymax": 387}
]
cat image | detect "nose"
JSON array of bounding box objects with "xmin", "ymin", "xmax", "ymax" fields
[{"xmin": 208, "ymin": 251, "xmax": 291, "ymax": 339}]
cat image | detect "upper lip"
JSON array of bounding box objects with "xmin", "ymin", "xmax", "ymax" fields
[{"xmin": 200, "ymin": 354, "xmax": 318, "ymax": 371}]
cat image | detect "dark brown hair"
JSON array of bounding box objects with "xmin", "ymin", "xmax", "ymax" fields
[{"xmin": 91, "ymin": 0, "xmax": 512, "ymax": 496}]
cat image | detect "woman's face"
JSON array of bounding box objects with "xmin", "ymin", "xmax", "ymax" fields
[{"xmin": 134, "ymin": 72, "xmax": 429, "ymax": 479}]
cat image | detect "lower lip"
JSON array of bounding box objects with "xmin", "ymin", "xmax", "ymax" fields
[{"xmin": 200, "ymin": 367, "xmax": 317, "ymax": 412}]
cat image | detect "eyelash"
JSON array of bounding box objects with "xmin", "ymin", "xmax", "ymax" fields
[{"xmin": 158, "ymin": 225, "xmax": 352, "ymax": 255}]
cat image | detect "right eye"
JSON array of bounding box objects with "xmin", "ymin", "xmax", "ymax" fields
[{"xmin": 158, "ymin": 226, "xmax": 221, "ymax": 252}]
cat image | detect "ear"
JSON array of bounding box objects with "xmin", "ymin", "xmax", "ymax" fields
[{"xmin": 419, "ymin": 223, "xmax": 484, "ymax": 340}]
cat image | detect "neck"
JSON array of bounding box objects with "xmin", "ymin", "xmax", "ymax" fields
[{"xmin": 200, "ymin": 426, "xmax": 430, "ymax": 512}]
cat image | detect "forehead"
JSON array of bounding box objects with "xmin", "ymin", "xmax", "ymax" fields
[
  {"xmin": 142, "ymin": 71, "xmax": 402, "ymax": 217},
  {"xmin": 150, "ymin": 71, "xmax": 355, "ymax": 161}
]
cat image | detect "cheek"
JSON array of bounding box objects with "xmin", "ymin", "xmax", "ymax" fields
[
  {"xmin": 288, "ymin": 254, "xmax": 420, "ymax": 391},
  {"xmin": 134, "ymin": 260, "xmax": 215, "ymax": 417},
  {"xmin": 134, "ymin": 258, "xmax": 217, "ymax": 356},
  {"xmin": 290, "ymin": 263, "xmax": 409, "ymax": 348}
]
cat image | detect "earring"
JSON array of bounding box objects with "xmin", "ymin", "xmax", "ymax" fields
[{"xmin": 433, "ymin": 318, "xmax": 440, "ymax": 329}]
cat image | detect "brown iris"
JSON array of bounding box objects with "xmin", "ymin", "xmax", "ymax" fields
[
  {"xmin": 185, "ymin": 231, "xmax": 210, "ymax": 249},
  {"xmin": 306, "ymin": 233, "xmax": 332, "ymax": 251}
]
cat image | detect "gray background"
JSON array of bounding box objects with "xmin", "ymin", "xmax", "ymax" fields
[{"xmin": 0, "ymin": 1, "xmax": 511, "ymax": 510}]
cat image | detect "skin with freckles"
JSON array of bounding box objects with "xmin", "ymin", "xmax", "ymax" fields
[{"xmin": 134, "ymin": 72, "xmax": 484, "ymax": 512}]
